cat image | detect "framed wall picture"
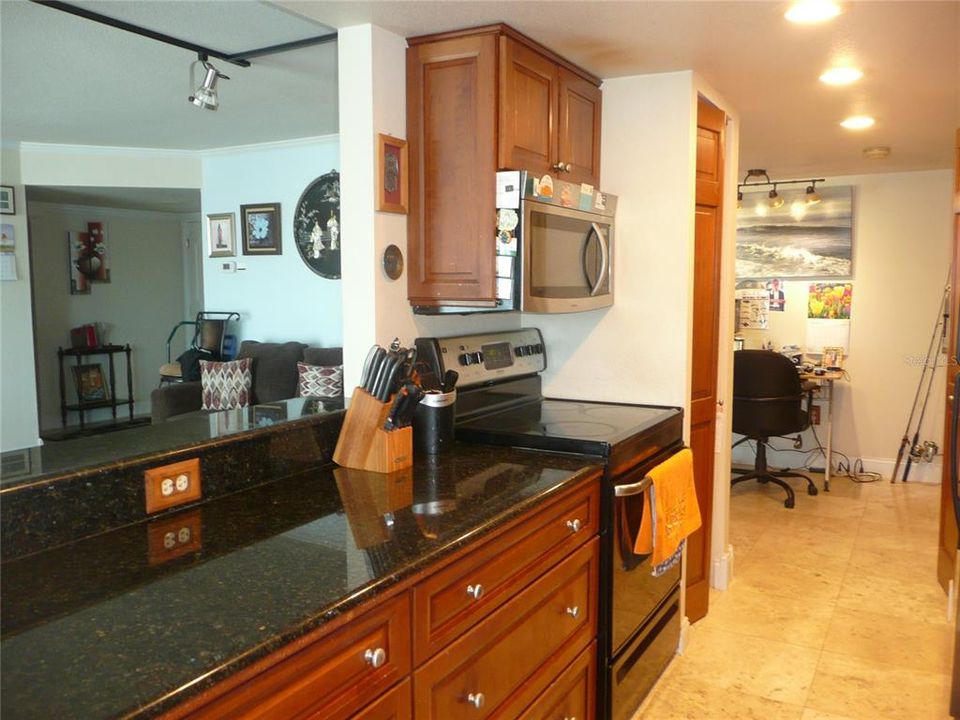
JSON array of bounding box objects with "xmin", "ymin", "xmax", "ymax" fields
[
  {"xmin": 377, "ymin": 134, "xmax": 408, "ymax": 214},
  {"xmin": 207, "ymin": 213, "xmax": 236, "ymax": 258},
  {"xmin": 0, "ymin": 186, "xmax": 14, "ymax": 215},
  {"xmin": 241, "ymin": 203, "xmax": 282, "ymax": 255},
  {"xmin": 71, "ymin": 363, "xmax": 110, "ymax": 403}
]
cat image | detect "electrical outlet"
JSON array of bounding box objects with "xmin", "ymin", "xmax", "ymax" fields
[
  {"xmin": 147, "ymin": 509, "xmax": 202, "ymax": 565},
  {"xmin": 144, "ymin": 458, "xmax": 201, "ymax": 514},
  {"xmin": 810, "ymin": 405, "xmax": 821, "ymax": 425}
]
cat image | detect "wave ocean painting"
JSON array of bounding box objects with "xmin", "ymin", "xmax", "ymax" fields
[{"xmin": 736, "ymin": 186, "xmax": 853, "ymax": 279}]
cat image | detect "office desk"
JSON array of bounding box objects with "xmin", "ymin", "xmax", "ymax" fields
[{"xmin": 798, "ymin": 369, "xmax": 845, "ymax": 491}]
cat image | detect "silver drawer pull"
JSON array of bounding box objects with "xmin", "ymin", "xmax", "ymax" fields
[
  {"xmin": 363, "ymin": 647, "xmax": 386, "ymax": 668},
  {"xmin": 564, "ymin": 716, "xmax": 577, "ymax": 720},
  {"xmin": 466, "ymin": 583, "xmax": 484, "ymax": 600},
  {"xmin": 467, "ymin": 692, "xmax": 485, "ymax": 709},
  {"xmin": 566, "ymin": 605, "xmax": 580, "ymax": 619},
  {"xmin": 566, "ymin": 518, "xmax": 582, "ymax": 533}
]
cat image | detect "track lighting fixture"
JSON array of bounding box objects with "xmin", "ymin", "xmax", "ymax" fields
[
  {"xmin": 737, "ymin": 169, "xmax": 826, "ymax": 212},
  {"xmin": 189, "ymin": 55, "xmax": 229, "ymax": 111}
]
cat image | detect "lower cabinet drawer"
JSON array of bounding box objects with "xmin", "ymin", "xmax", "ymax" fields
[
  {"xmin": 187, "ymin": 593, "xmax": 411, "ymax": 720},
  {"xmin": 518, "ymin": 641, "xmax": 596, "ymax": 720},
  {"xmin": 413, "ymin": 538, "xmax": 598, "ymax": 719},
  {"xmin": 349, "ymin": 678, "xmax": 412, "ymax": 720}
]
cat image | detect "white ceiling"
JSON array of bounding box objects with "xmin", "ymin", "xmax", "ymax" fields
[
  {"xmin": 282, "ymin": 0, "xmax": 960, "ymax": 178},
  {"xmin": 0, "ymin": 0, "xmax": 339, "ymax": 150},
  {"xmin": 2, "ymin": 1, "xmax": 957, "ymax": 178}
]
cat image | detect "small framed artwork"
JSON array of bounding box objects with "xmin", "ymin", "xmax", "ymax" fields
[
  {"xmin": 207, "ymin": 213, "xmax": 236, "ymax": 258},
  {"xmin": 241, "ymin": 203, "xmax": 282, "ymax": 255},
  {"xmin": 72, "ymin": 363, "xmax": 110, "ymax": 403},
  {"xmin": 376, "ymin": 133, "xmax": 408, "ymax": 214},
  {"xmin": 0, "ymin": 186, "xmax": 14, "ymax": 215}
]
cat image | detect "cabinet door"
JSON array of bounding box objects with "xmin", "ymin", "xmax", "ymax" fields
[
  {"xmin": 499, "ymin": 37, "xmax": 558, "ymax": 177},
  {"xmin": 407, "ymin": 35, "xmax": 498, "ymax": 306},
  {"xmin": 557, "ymin": 67, "xmax": 601, "ymax": 187}
]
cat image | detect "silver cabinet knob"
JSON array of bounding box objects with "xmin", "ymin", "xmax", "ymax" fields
[
  {"xmin": 466, "ymin": 583, "xmax": 484, "ymax": 600},
  {"xmin": 563, "ymin": 162, "xmax": 572, "ymax": 172},
  {"xmin": 566, "ymin": 518, "xmax": 582, "ymax": 533},
  {"xmin": 467, "ymin": 692, "xmax": 485, "ymax": 709},
  {"xmin": 551, "ymin": 162, "xmax": 565, "ymax": 172},
  {"xmin": 563, "ymin": 716, "xmax": 577, "ymax": 720},
  {"xmin": 364, "ymin": 647, "xmax": 386, "ymax": 668},
  {"xmin": 566, "ymin": 605, "xmax": 580, "ymax": 619}
]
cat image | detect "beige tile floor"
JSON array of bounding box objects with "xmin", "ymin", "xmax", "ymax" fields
[{"xmin": 636, "ymin": 473, "xmax": 954, "ymax": 720}]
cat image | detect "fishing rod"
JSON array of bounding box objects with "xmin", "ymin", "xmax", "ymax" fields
[
  {"xmin": 892, "ymin": 279, "xmax": 949, "ymax": 482},
  {"xmin": 900, "ymin": 280, "xmax": 951, "ymax": 482}
]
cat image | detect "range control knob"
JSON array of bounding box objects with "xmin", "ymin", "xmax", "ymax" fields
[
  {"xmin": 515, "ymin": 345, "xmax": 527, "ymax": 357},
  {"xmin": 526, "ymin": 344, "xmax": 536, "ymax": 355},
  {"xmin": 534, "ymin": 343, "xmax": 544, "ymax": 354},
  {"xmin": 473, "ymin": 351, "xmax": 484, "ymax": 365},
  {"xmin": 459, "ymin": 353, "xmax": 473, "ymax": 366}
]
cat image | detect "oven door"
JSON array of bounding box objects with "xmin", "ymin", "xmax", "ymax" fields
[
  {"xmin": 521, "ymin": 200, "xmax": 613, "ymax": 313},
  {"xmin": 610, "ymin": 459, "xmax": 682, "ymax": 656}
]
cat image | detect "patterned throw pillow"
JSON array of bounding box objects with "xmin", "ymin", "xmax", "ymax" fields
[
  {"xmin": 200, "ymin": 357, "xmax": 253, "ymax": 410},
  {"xmin": 297, "ymin": 362, "xmax": 343, "ymax": 398}
]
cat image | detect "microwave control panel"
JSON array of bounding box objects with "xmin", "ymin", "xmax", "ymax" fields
[{"xmin": 428, "ymin": 328, "xmax": 546, "ymax": 388}]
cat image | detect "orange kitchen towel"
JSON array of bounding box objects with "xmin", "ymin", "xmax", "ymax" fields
[{"xmin": 633, "ymin": 448, "xmax": 701, "ymax": 566}]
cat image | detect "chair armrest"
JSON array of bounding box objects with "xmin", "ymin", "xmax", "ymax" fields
[{"xmin": 151, "ymin": 382, "xmax": 202, "ymax": 423}]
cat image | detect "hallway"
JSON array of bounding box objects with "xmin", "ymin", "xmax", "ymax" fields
[{"xmin": 638, "ymin": 474, "xmax": 952, "ymax": 719}]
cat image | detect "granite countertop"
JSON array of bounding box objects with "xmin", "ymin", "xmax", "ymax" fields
[{"xmin": 0, "ymin": 444, "xmax": 599, "ymax": 720}]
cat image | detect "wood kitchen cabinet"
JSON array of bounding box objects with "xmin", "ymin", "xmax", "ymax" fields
[
  {"xmin": 165, "ymin": 474, "xmax": 600, "ymax": 720},
  {"xmin": 407, "ymin": 25, "xmax": 602, "ymax": 308}
]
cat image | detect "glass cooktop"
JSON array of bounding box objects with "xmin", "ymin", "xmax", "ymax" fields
[{"xmin": 456, "ymin": 398, "xmax": 681, "ymax": 457}]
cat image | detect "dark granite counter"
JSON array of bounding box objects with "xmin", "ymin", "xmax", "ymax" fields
[{"xmin": 1, "ymin": 444, "xmax": 599, "ymax": 720}]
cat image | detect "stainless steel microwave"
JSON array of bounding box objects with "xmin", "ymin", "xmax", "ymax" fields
[{"xmin": 496, "ymin": 170, "xmax": 617, "ymax": 314}]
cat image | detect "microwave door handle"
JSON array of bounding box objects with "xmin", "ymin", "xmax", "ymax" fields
[
  {"xmin": 589, "ymin": 222, "xmax": 610, "ymax": 297},
  {"xmin": 581, "ymin": 225, "xmax": 598, "ymax": 293}
]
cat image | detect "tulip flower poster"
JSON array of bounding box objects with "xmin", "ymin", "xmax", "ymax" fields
[{"xmin": 806, "ymin": 282, "xmax": 852, "ymax": 352}]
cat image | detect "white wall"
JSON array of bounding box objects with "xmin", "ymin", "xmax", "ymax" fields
[
  {"xmin": 736, "ymin": 169, "xmax": 953, "ymax": 480},
  {"xmin": 0, "ymin": 148, "xmax": 41, "ymax": 451},
  {"xmin": 200, "ymin": 137, "xmax": 343, "ymax": 347},
  {"xmin": 28, "ymin": 203, "xmax": 189, "ymax": 430},
  {"xmin": 19, "ymin": 144, "xmax": 200, "ymax": 188},
  {"xmin": 528, "ymin": 72, "xmax": 698, "ymax": 411},
  {"xmin": 338, "ymin": 25, "xmax": 519, "ymax": 392}
]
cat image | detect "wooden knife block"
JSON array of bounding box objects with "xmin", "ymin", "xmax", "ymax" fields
[{"xmin": 333, "ymin": 388, "xmax": 413, "ymax": 473}]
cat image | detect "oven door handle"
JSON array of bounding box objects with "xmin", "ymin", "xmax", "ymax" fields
[{"xmin": 614, "ymin": 475, "xmax": 652, "ymax": 497}]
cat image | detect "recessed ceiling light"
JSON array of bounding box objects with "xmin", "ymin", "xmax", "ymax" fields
[
  {"xmin": 819, "ymin": 67, "xmax": 863, "ymax": 85},
  {"xmin": 863, "ymin": 146, "xmax": 891, "ymax": 159},
  {"xmin": 840, "ymin": 115, "xmax": 875, "ymax": 130},
  {"xmin": 785, "ymin": 0, "xmax": 842, "ymax": 24}
]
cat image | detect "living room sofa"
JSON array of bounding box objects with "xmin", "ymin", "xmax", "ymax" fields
[{"xmin": 151, "ymin": 341, "xmax": 343, "ymax": 423}]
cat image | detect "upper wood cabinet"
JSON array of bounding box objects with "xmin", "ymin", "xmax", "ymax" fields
[{"xmin": 407, "ymin": 25, "xmax": 602, "ymax": 308}]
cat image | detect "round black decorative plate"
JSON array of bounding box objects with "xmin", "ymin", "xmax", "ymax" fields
[{"xmin": 293, "ymin": 170, "xmax": 341, "ymax": 278}]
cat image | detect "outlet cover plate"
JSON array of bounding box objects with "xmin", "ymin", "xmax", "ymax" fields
[{"xmin": 144, "ymin": 458, "xmax": 201, "ymax": 514}]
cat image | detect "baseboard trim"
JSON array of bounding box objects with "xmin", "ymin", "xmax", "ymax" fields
[
  {"xmin": 711, "ymin": 543, "xmax": 734, "ymax": 590},
  {"xmin": 678, "ymin": 615, "xmax": 691, "ymax": 654},
  {"xmin": 731, "ymin": 444, "xmax": 943, "ymax": 484}
]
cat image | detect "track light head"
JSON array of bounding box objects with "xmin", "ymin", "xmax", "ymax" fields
[
  {"xmin": 805, "ymin": 183, "xmax": 822, "ymax": 205},
  {"xmin": 767, "ymin": 186, "xmax": 784, "ymax": 209},
  {"xmin": 737, "ymin": 190, "xmax": 743, "ymax": 209},
  {"xmin": 190, "ymin": 59, "xmax": 229, "ymax": 111}
]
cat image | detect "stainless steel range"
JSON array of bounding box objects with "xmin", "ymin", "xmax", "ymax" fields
[{"xmin": 414, "ymin": 328, "xmax": 685, "ymax": 720}]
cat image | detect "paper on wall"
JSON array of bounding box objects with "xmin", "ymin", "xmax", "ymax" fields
[
  {"xmin": 735, "ymin": 289, "xmax": 769, "ymax": 329},
  {"xmin": 0, "ymin": 254, "xmax": 17, "ymax": 281},
  {"xmin": 806, "ymin": 318, "xmax": 850, "ymax": 353}
]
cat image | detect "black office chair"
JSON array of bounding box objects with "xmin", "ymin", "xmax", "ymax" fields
[
  {"xmin": 732, "ymin": 350, "xmax": 819, "ymax": 509},
  {"xmin": 158, "ymin": 311, "xmax": 240, "ymax": 385}
]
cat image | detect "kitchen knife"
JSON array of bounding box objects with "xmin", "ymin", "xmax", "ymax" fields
[
  {"xmin": 364, "ymin": 347, "xmax": 387, "ymax": 393},
  {"xmin": 414, "ymin": 338, "xmax": 444, "ymax": 388},
  {"xmin": 384, "ymin": 383, "xmax": 411, "ymax": 430},
  {"xmin": 359, "ymin": 345, "xmax": 380, "ymax": 390},
  {"xmin": 376, "ymin": 354, "xmax": 405, "ymax": 402},
  {"xmin": 398, "ymin": 384, "xmax": 424, "ymax": 427}
]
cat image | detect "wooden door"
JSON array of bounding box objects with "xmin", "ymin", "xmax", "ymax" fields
[
  {"xmin": 937, "ymin": 127, "xmax": 960, "ymax": 595},
  {"xmin": 686, "ymin": 98, "xmax": 725, "ymax": 623},
  {"xmin": 557, "ymin": 67, "xmax": 601, "ymax": 187},
  {"xmin": 499, "ymin": 37, "xmax": 558, "ymax": 178},
  {"xmin": 407, "ymin": 34, "xmax": 498, "ymax": 307}
]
